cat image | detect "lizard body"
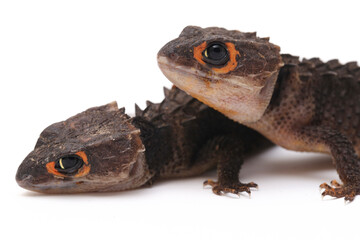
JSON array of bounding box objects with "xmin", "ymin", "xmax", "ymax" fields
[
  {"xmin": 158, "ymin": 26, "xmax": 360, "ymax": 201},
  {"xmin": 16, "ymin": 87, "xmax": 269, "ymax": 194}
]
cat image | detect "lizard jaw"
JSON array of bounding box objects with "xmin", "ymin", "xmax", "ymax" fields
[
  {"xmin": 16, "ymin": 102, "xmax": 153, "ymax": 194},
  {"xmin": 158, "ymin": 55, "xmax": 279, "ymax": 123}
]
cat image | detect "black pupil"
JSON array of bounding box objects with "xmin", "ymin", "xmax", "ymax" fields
[
  {"xmin": 55, "ymin": 155, "xmax": 83, "ymax": 174},
  {"xmin": 62, "ymin": 157, "xmax": 80, "ymax": 169},
  {"xmin": 203, "ymin": 43, "xmax": 229, "ymax": 66},
  {"xmin": 207, "ymin": 44, "xmax": 227, "ymax": 60}
]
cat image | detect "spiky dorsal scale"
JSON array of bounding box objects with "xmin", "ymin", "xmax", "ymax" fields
[
  {"xmin": 246, "ymin": 32, "xmax": 257, "ymax": 39},
  {"xmin": 163, "ymin": 87, "xmax": 170, "ymax": 98},
  {"xmin": 326, "ymin": 59, "xmax": 342, "ymax": 70},
  {"xmin": 281, "ymin": 54, "xmax": 300, "ymax": 65},
  {"xmin": 146, "ymin": 100, "xmax": 154, "ymax": 107},
  {"xmin": 295, "ymin": 54, "xmax": 360, "ymax": 142},
  {"xmin": 119, "ymin": 107, "xmax": 125, "ymax": 114},
  {"xmin": 278, "ymin": 55, "xmax": 360, "ymax": 139},
  {"xmin": 135, "ymin": 104, "xmax": 143, "ymax": 116},
  {"xmin": 141, "ymin": 103, "xmax": 161, "ymax": 120},
  {"xmin": 345, "ymin": 62, "xmax": 359, "ymax": 71},
  {"xmin": 136, "ymin": 87, "xmax": 208, "ymax": 130},
  {"xmin": 282, "ymin": 54, "xmax": 359, "ymax": 84},
  {"xmin": 301, "ymin": 57, "xmax": 323, "ymax": 69}
]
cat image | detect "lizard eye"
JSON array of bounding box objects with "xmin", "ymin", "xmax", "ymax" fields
[
  {"xmin": 203, "ymin": 42, "xmax": 229, "ymax": 66},
  {"xmin": 46, "ymin": 151, "xmax": 90, "ymax": 177},
  {"xmin": 54, "ymin": 155, "xmax": 84, "ymax": 174}
]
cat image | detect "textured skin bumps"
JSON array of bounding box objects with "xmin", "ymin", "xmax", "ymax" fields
[
  {"xmin": 17, "ymin": 87, "xmax": 271, "ymax": 195},
  {"xmin": 263, "ymin": 56, "xmax": 360, "ymax": 201},
  {"xmin": 159, "ymin": 26, "xmax": 360, "ymax": 201},
  {"xmin": 132, "ymin": 87, "xmax": 271, "ymax": 192},
  {"xmin": 256, "ymin": 55, "xmax": 360, "ymax": 155},
  {"xmin": 16, "ymin": 103, "xmax": 151, "ymax": 193},
  {"xmin": 158, "ymin": 26, "xmax": 283, "ymax": 123}
]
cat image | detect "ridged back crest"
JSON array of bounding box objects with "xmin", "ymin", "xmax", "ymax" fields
[
  {"xmin": 280, "ymin": 54, "xmax": 360, "ymax": 148},
  {"xmin": 135, "ymin": 86, "xmax": 208, "ymax": 129}
]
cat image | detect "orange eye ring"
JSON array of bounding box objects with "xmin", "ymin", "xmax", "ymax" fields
[
  {"xmin": 46, "ymin": 151, "xmax": 91, "ymax": 178},
  {"xmin": 193, "ymin": 41, "xmax": 240, "ymax": 74},
  {"xmin": 193, "ymin": 41, "xmax": 207, "ymax": 65}
]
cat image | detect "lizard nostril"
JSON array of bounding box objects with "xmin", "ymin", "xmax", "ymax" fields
[
  {"xmin": 19, "ymin": 174, "xmax": 32, "ymax": 182},
  {"xmin": 16, "ymin": 171, "xmax": 34, "ymax": 185},
  {"xmin": 169, "ymin": 53, "xmax": 176, "ymax": 60},
  {"xmin": 16, "ymin": 173, "xmax": 38, "ymax": 191}
]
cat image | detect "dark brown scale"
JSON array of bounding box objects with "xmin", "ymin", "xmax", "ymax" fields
[
  {"xmin": 326, "ymin": 59, "xmax": 342, "ymax": 70},
  {"xmin": 302, "ymin": 57, "xmax": 323, "ymax": 68},
  {"xmin": 281, "ymin": 54, "xmax": 300, "ymax": 65},
  {"xmin": 132, "ymin": 87, "xmax": 271, "ymax": 192},
  {"xmin": 266, "ymin": 54, "xmax": 360, "ymax": 201},
  {"xmin": 311, "ymin": 63, "xmax": 360, "ymax": 148},
  {"xmin": 158, "ymin": 26, "xmax": 360, "ymax": 201},
  {"xmin": 346, "ymin": 62, "xmax": 358, "ymax": 71},
  {"xmin": 355, "ymin": 68, "xmax": 360, "ymax": 80},
  {"xmin": 16, "ymin": 84, "xmax": 271, "ymax": 194}
]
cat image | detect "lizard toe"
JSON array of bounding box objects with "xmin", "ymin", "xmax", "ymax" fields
[
  {"xmin": 320, "ymin": 180, "xmax": 359, "ymax": 202},
  {"xmin": 204, "ymin": 180, "xmax": 257, "ymax": 197}
]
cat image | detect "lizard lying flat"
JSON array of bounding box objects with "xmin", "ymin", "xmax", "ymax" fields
[
  {"xmin": 158, "ymin": 26, "xmax": 360, "ymax": 201},
  {"xmin": 16, "ymin": 87, "xmax": 270, "ymax": 194}
]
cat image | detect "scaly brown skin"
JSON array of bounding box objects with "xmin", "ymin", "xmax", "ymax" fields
[
  {"xmin": 158, "ymin": 26, "xmax": 360, "ymax": 201},
  {"xmin": 16, "ymin": 87, "xmax": 271, "ymax": 195}
]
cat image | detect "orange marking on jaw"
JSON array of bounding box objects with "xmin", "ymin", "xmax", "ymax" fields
[
  {"xmin": 193, "ymin": 41, "xmax": 207, "ymax": 65},
  {"xmin": 212, "ymin": 42, "xmax": 240, "ymax": 74}
]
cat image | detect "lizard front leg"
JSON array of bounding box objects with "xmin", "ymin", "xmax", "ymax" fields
[
  {"xmin": 299, "ymin": 126, "xmax": 360, "ymax": 201},
  {"xmin": 198, "ymin": 135, "xmax": 257, "ymax": 197}
]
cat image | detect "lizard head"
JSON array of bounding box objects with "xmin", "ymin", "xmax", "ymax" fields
[
  {"xmin": 16, "ymin": 102, "xmax": 151, "ymax": 193},
  {"xmin": 158, "ymin": 26, "xmax": 283, "ymax": 123}
]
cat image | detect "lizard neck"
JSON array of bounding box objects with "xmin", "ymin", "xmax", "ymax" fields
[
  {"xmin": 131, "ymin": 117, "xmax": 170, "ymax": 181},
  {"xmin": 244, "ymin": 63, "xmax": 316, "ymax": 151}
]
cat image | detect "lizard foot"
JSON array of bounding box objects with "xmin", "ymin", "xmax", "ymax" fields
[
  {"xmin": 320, "ymin": 180, "xmax": 359, "ymax": 202},
  {"xmin": 203, "ymin": 179, "xmax": 258, "ymax": 197}
]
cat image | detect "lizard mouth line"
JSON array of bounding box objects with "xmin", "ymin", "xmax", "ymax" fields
[
  {"xmin": 157, "ymin": 56, "xmax": 265, "ymax": 92},
  {"xmin": 157, "ymin": 56, "xmax": 207, "ymax": 80}
]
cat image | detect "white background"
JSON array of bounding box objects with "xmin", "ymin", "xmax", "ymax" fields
[{"xmin": 1, "ymin": 0, "xmax": 360, "ymax": 239}]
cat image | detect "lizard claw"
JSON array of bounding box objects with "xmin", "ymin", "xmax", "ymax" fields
[
  {"xmin": 203, "ymin": 179, "xmax": 257, "ymax": 197},
  {"xmin": 330, "ymin": 180, "xmax": 341, "ymax": 188},
  {"xmin": 320, "ymin": 180, "xmax": 359, "ymax": 202}
]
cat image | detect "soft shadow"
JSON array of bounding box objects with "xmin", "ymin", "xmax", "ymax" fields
[
  {"xmin": 21, "ymin": 148, "xmax": 336, "ymax": 198},
  {"xmin": 241, "ymin": 149, "xmax": 335, "ymax": 181},
  {"xmin": 21, "ymin": 185, "xmax": 154, "ymax": 198},
  {"xmin": 262, "ymin": 155, "xmax": 333, "ymax": 174}
]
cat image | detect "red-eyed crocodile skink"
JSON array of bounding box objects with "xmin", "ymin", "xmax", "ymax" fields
[
  {"xmin": 16, "ymin": 87, "xmax": 270, "ymax": 194},
  {"xmin": 158, "ymin": 26, "xmax": 360, "ymax": 201}
]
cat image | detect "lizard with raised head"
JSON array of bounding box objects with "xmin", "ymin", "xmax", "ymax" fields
[
  {"xmin": 16, "ymin": 87, "xmax": 270, "ymax": 194},
  {"xmin": 158, "ymin": 26, "xmax": 360, "ymax": 201}
]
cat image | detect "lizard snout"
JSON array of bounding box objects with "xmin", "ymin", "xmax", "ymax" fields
[{"xmin": 16, "ymin": 172, "xmax": 35, "ymax": 189}]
